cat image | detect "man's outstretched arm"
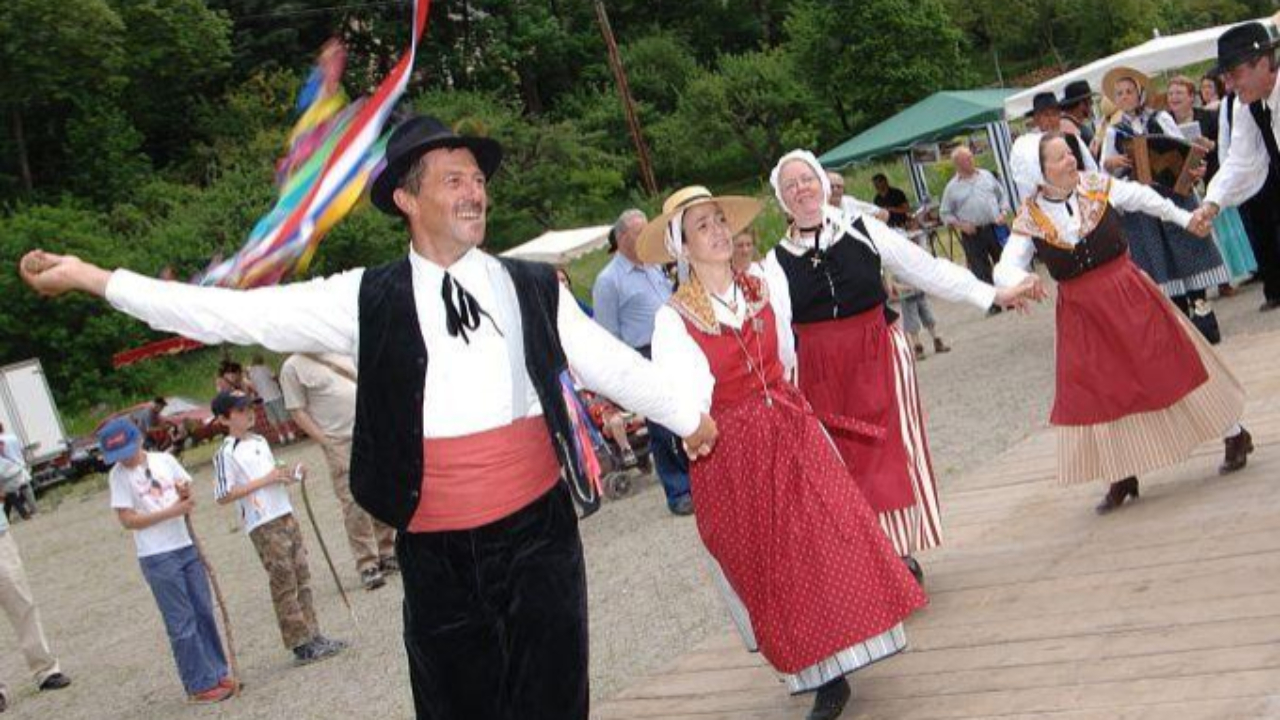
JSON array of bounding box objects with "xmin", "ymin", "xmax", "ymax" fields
[{"xmin": 20, "ymin": 250, "xmax": 360, "ymax": 356}]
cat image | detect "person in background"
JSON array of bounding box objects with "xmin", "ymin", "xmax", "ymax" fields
[
  {"xmin": 940, "ymin": 146, "xmax": 1011, "ymax": 304},
  {"xmin": 872, "ymin": 174, "xmax": 912, "ymax": 229},
  {"xmin": 99, "ymin": 418, "xmax": 229, "ymax": 704},
  {"xmin": 1200, "ymin": 74, "xmax": 1224, "ymax": 112},
  {"xmin": 247, "ymin": 355, "xmax": 295, "ymax": 444},
  {"xmin": 826, "ymin": 170, "xmax": 889, "ymax": 222},
  {"xmin": 280, "ymin": 354, "xmax": 397, "ymax": 591},
  {"xmin": 1059, "ymin": 80, "xmax": 1100, "ymax": 158},
  {"xmin": 0, "ymin": 423, "xmax": 36, "ymax": 520},
  {"xmin": 731, "ymin": 228, "xmax": 760, "ymax": 275},
  {"xmin": 0, "ymin": 428, "xmax": 71, "ymax": 709},
  {"xmin": 592, "ymin": 208, "xmax": 696, "ymax": 516}
]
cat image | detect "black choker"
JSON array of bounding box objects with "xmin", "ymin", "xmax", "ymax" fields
[{"xmin": 796, "ymin": 224, "xmax": 823, "ymax": 233}]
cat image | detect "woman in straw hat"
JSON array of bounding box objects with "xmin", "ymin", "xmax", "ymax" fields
[
  {"xmin": 994, "ymin": 133, "xmax": 1253, "ymax": 514},
  {"xmin": 760, "ymin": 150, "xmax": 1040, "ymax": 583},
  {"xmin": 1100, "ymin": 66, "xmax": 1231, "ymax": 342},
  {"xmin": 641, "ymin": 186, "xmax": 926, "ymax": 720}
]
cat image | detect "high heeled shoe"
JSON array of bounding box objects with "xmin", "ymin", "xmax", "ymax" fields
[{"xmin": 1095, "ymin": 476, "xmax": 1139, "ymax": 515}]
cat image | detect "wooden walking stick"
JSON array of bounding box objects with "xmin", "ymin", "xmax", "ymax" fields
[
  {"xmin": 294, "ymin": 466, "xmax": 360, "ymax": 631},
  {"xmin": 178, "ymin": 483, "xmax": 241, "ymax": 695}
]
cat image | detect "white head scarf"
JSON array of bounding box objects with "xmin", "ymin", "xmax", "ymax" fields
[
  {"xmin": 664, "ymin": 209, "xmax": 690, "ymax": 283},
  {"xmin": 769, "ymin": 149, "xmax": 831, "ymax": 213}
]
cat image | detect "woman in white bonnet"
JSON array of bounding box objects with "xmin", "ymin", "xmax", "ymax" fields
[{"xmin": 761, "ymin": 150, "xmax": 1040, "ymax": 583}]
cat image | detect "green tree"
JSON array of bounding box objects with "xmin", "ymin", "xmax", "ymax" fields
[
  {"xmin": 111, "ymin": 0, "xmax": 234, "ymax": 167},
  {"xmin": 785, "ymin": 0, "xmax": 971, "ymax": 135},
  {"xmin": 0, "ymin": 0, "xmax": 128, "ymax": 196},
  {"xmin": 63, "ymin": 99, "xmax": 152, "ymax": 205}
]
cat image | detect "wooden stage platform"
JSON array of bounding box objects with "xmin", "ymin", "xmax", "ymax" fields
[{"xmin": 597, "ymin": 330, "xmax": 1280, "ymax": 720}]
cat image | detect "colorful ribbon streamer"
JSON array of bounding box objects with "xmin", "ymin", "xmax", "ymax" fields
[{"xmin": 200, "ymin": 0, "xmax": 430, "ymax": 288}]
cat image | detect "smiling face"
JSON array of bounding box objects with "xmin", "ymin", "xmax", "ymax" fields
[
  {"xmin": 394, "ymin": 147, "xmax": 488, "ymax": 262},
  {"xmin": 681, "ymin": 202, "xmax": 735, "ymax": 267},
  {"xmin": 1040, "ymin": 136, "xmax": 1079, "ymax": 191},
  {"xmin": 1166, "ymin": 82, "xmax": 1194, "ymax": 117},
  {"xmin": 1227, "ymin": 55, "xmax": 1278, "ymax": 105},
  {"xmin": 778, "ymin": 159, "xmax": 824, "ymax": 226}
]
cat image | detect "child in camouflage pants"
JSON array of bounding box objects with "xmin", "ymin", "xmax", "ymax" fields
[{"xmin": 212, "ymin": 390, "xmax": 347, "ymax": 665}]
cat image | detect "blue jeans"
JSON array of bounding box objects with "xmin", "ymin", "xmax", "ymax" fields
[
  {"xmin": 636, "ymin": 344, "xmax": 692, "ymax": 510},
  {"xmin": 646, "ymin": 419, "xmax": 691, "ymax": 509},
  {"xmin": 139, "ymin": 545, "xmax": 227, "ymax": 694}
]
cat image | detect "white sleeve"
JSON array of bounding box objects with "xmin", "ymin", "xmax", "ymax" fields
[
  {"xmin": 105, "ymin": 269, "xmax": 361, "ymax": 355},
  {"xmin": 1206, "ymin": 103, "xmax": 1270, "ymax": 208},
  {"xmin": 993, "ymin": 233, "xmax": 1036, "ymax": 288},
  {"xmin": 1218, "ymin": 101, "xmax": 1233, "ymax": 160},
  {"xmin": 650, "ymin": 306, "xmax": 714, "ymax": 414},
  {"xmin": 867, "ymin": 217, "xmax": 997, "ymax": 309},
  {"xmin": 760, "ymin": 251, "xmax": 797, "ymax": 379},
  {"xmin": 1155, "ymin": 111, "xmax": 1185, "ymax": 139},
  {"xmin": 557, "ymin": 285, "xmax": 700, "ymax": 437},
  {"xmin": 108, "ymin": 470, "xmax": 133, "ymax": 510},
  {"xmin": 1109, "ymin": 178, "xmax": 1193, "ymax": 227},
  {"xmin": 1101, "ymin": 126, "xmax": 1122, "ymax": 172}
]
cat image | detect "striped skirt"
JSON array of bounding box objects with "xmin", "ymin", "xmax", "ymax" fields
[
  {"xmin": 1054, "ymin": 263, "xmax": 1246, "ymax": 485},
  {"xmin": 795, "ymin": 310, "xmax": 944, "ymax": 557},
  {"xmin": 707, "ymin": 553, "xmax": 908, "ymax": 694}
]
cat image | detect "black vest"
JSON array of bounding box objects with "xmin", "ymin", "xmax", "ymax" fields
[
  {"xmin": 1030, "ymin": 205, "xmax": 1127, "ymax": 283},
  {"xmin": 775, "ymin": 219, "xmax": 897, "ymax": 325},
  {"xmin": 349, "ymin": 256, "xmax": 596, "ymax": 531}
]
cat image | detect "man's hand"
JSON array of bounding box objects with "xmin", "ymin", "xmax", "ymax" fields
[
  {"xmin": 1188, "ymin": 203, "xmax": 1219, "ymax": 237},
  {"xmin": 19, "ymin": 250, "xmax": 112, "ymax": 297},
  {"xmin": 683, "ymin": 413, "xmax": 718, "ymax": 460}
]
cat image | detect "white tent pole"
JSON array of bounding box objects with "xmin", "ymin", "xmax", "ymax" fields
[{"xmin": 905, "ymin": 154, "xmax": 930, "ymax": 204}]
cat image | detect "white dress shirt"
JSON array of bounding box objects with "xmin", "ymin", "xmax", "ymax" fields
[
  {"xmin": 760, "ymin": 207, "xmax": 997, "ymax": 378},
  {"xmin": 993, "ymin": 177, "xmax": 1194, "ymax": 288},
  {"xmin": 106, "ymin": 248, "xmax": 701, "ymax": 439},
  {"xmin": 1206, "ymin": 78, "xmax": 1280, "ymax": 209}
]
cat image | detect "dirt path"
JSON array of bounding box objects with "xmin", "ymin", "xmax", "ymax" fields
[{"xmin": 1, "ymin": 279, "xmax": 1274, "ymax": 719}]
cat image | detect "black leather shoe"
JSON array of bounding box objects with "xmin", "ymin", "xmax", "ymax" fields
[
  {"xmin": 1096, "ymin": 477, "xmax": 1139, "ymax": 515},
  {"xmin": 1260, "ymin": 299, "xmax": 1280, "ymax": 313},
  {"xmin": 670, "ymin": 495, "xmax": 695, "ymax": 516},
  {"xmin": 807, "ymin": 677, "xmax": 851, "ymax": 720},
  {"xmin": 902, "ymin": 556, "xmax": 924, "ymax": 584},
  {"xmin": 1220, "ymin": 428, "xmax": 1254, "ymax": 475},
  {"xmin": 38, "ymin": 672, "xmax": 71, "ymax": 691}
]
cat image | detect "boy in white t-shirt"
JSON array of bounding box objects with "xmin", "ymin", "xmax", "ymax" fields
[
  {"xmin": 211, "ymin": 391, "xmax": 345, "ymax": 665},
  {"xmin": 99, "ymin": 418, "xmax": 233, "ymax": 704}
]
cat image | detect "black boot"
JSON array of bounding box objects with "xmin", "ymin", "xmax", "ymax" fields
[
  {"xmin": 902, "ymin": 556, "xmax": 924, "ymax": 584},
  {"xmin": 1220, "ymin": 427, "xmax": 1254, "ymax": 475},
  {"xmin": 1095, "ymin": 476, "xmax": 1139, "ymax": 515},
  {"xmin": 807, "ymin": 677, "xmax": 851, "ymax": 720}
]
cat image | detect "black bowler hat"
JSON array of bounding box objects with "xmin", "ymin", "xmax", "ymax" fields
[
  {"xmin": 369, "ymin": 115, "xmax": 503, "ymax": 216},
  {"xmin": 1060, "ymin": 80, "xmax": 1093, "ymax": 106},
  {"xmin": 1025, "ymin": 92, "xmax": 1060, "ymax": 118},
  {"xmin": 1213, "ymin": 22, "xmax": 1280, "ymax": 75}
]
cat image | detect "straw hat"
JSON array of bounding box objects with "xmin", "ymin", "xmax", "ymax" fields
[
  {"xmin": 1101, "ymin": 66, "xmax": 1150, "ymax": 104},
  {"xmin": 635, "ymin": 186, "xmax": 762, "ymax": 265}
]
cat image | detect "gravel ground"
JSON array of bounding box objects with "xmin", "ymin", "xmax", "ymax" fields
[{"xmin": 1, "ymin": 276, "xmax": 1275, "ymax": 719}]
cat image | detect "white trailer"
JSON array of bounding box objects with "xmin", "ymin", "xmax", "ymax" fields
[{"xmin": 0, "ymin": 359, "xmax": 69, "ymax": 486}]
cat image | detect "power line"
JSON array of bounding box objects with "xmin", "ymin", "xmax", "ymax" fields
[{"xmin": 233, "ymin": 0, "xmax": 406, "ymax": 23}]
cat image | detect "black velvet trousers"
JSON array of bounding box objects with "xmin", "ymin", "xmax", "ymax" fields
[{"xmin": 397, "ymin": 485, "xmax": 589, "ymax": 720}]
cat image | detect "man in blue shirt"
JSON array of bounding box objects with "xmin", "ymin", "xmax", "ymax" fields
[{"xmin": 593, "ymin": 209, "xmax": 693, "ymax": 515}]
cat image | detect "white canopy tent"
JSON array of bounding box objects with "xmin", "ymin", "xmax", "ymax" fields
[
  {"xmin": 500, "ymin": 225, "xmax": 612, "ymax": 265},
  {"xmin": 1003, "ymin": 17, "xmax": 1275, "ymax": 118}
]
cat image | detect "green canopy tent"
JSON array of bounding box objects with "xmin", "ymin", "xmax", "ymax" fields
[{"xmin": 819, "ymin": 89, "xmax": 1023, "ymax": 205}]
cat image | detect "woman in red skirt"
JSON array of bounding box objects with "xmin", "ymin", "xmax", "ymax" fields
[
  {"xmin": 995, "ymin": 133, "xmax": 1254, "ymax": 513},
  {"xmin": 641, "ymin": 186, "xmax": 926, "ymax": 720},
  {"xmin": 762, "ymin": 151, "xmax": 1039, "ymax": 581}
]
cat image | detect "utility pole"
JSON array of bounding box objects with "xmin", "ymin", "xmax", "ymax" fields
[{"xmin": 593, "ymin": 0, "xmax": 658, "ymax": 196}]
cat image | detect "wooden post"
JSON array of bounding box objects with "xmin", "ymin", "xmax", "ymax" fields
[{"xmin": 593, "ymin": 0, "xmax": 658, "ymax": 196}]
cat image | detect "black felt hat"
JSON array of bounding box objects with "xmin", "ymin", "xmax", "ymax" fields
[
  {"xmin": 1060, "ymin": 80, "xmax": 1093, "ymax": 106},
  {"xmin": 1024, "ymin": 92, "xmax": 1060, "ymax": 118},
  {"xmin": 1213, "ymin": 22, "xmax": 1280, "ymax": 75},
  {"xmin": 370, "ymin": 115, "xmax": 503, "ymax": 216}
]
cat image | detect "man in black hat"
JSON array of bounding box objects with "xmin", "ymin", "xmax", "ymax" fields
[
  {"xmin": 1195, "ymin": 21, "xmax": 1280, "ymax": 312},
  {"xmin": 1059, "ymin": 80, "xmax": 1099, "ymax": 154},
  {"xmin": 17, "ymin": 115, "xmax": 719, "ymax": 719}
]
